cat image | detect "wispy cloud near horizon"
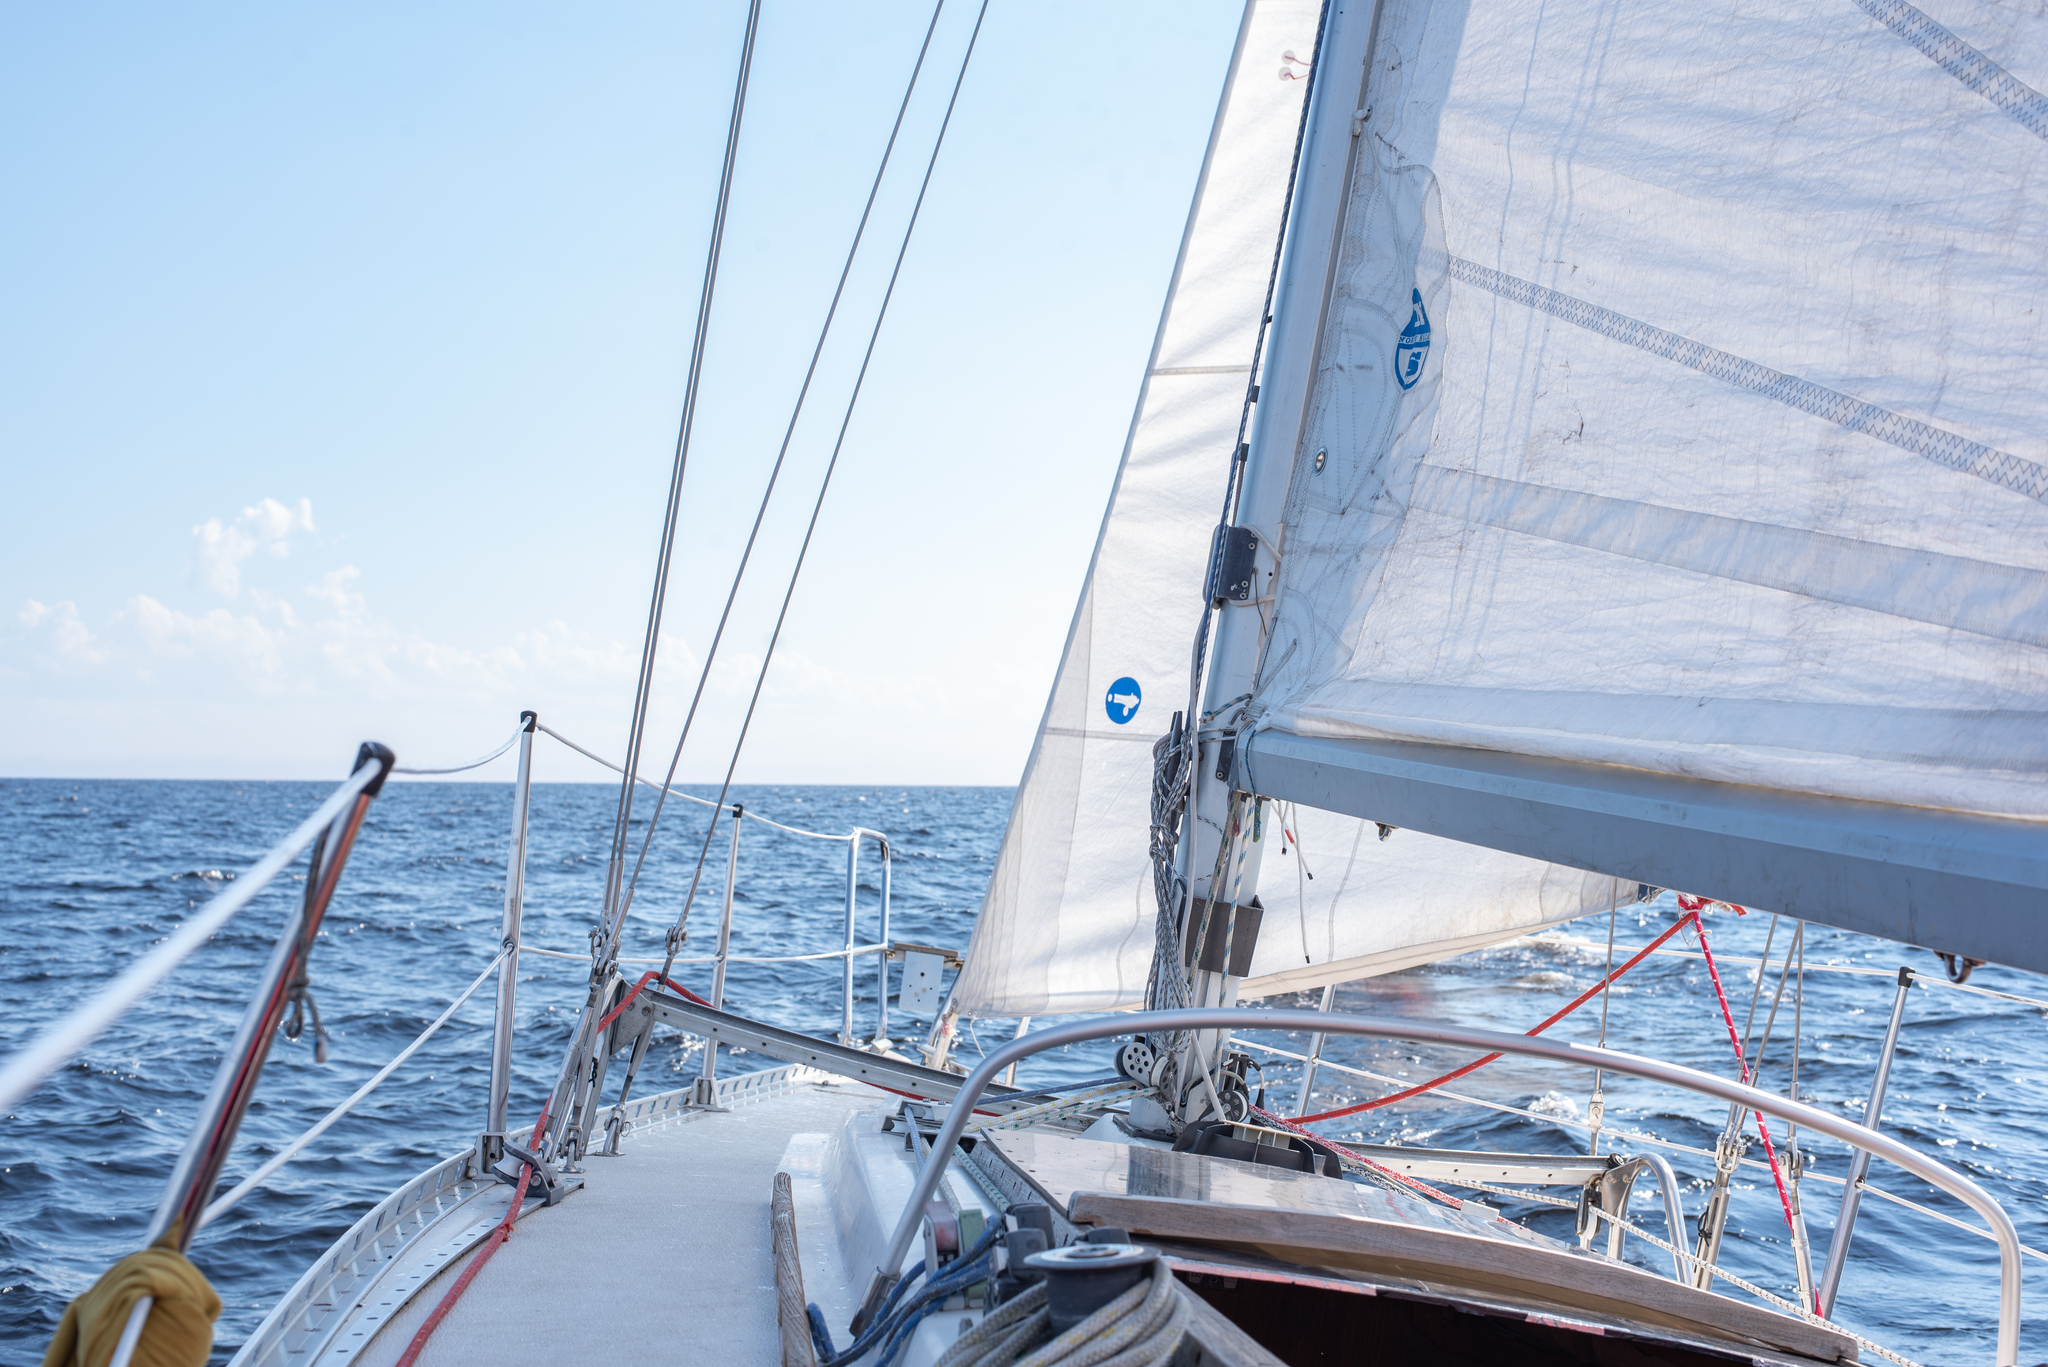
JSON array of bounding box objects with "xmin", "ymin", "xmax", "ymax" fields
[{"xmin": 193, "ymin": 497, "xmax": 316, "ymax": 599}]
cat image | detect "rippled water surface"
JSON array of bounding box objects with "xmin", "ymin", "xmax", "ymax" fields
[{"xmin": 2, "ymin": 776, "xmax": 2042, "ymax": 1365}]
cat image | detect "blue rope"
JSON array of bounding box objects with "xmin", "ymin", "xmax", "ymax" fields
[
  {"xmin": 807, "ymin": 1258, "xmax": 923, "ymax": 1362},
  {"xmin": 818, "ymin": 1221, "xmax": 1003, "ymax": 1367},
  {"xmin": 875, "ymin": 1253, "xmax": 993, "ymax": 1366}
]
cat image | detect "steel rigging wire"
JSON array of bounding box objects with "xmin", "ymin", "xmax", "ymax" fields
[
  {"xmin": 599, "ymin": 1, "xmax": 993, "ymax": 1116},
  {"xmin": 615, "ymin": 0, "xmax": 951, "ymax": 935},
  {"xmin": 655, "ymin": 0, "xmax": 996, "ymax": 983},
  {"xmin": 1147, "ymin": 0, "xmax": 1334, "ymax": 1034},
  {"xmin": 596, "ymin": 0, "xmax": 763, "ymax": 970}
]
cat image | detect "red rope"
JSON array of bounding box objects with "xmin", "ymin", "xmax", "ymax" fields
[
  {"xmin": 596, "ymin": 970, "xmax": 712, "ymax": 1036},
  {"xmin": 1691, "ymin": 914, "xmax": 1812, "ymax": 1309},
  {"xmin": 394, "ymin": 1100, "xmax": 551, "ymax": 1367},
  {"xmin": 390, "ymin": 971, "xmax": 712, "ymax": 1363},
  {"xmin": 1293, "ymin": 911, "xmax": 1702, "ymax": 1123}
]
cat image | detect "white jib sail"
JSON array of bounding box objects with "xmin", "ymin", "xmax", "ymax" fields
[
  {"xmin": 1253, "ymin": 0, "xmax": 2048, "ymax": 823},
  {"xmin": 948, "ymin": 0, "xmax": 1324, "ymax": 1019},
  {"xmin": 951, "ymin": 0, "xmax": 1629, "ymax": 1020}
]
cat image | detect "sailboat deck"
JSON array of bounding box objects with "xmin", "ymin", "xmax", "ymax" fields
[
  {"xmin": 353, "ymin": 1074, "xmax": 893, "ymax": 1367},
  {"xmin": 242, "ymin": 1061, "xmax": 1868, "ymax": 1367}
]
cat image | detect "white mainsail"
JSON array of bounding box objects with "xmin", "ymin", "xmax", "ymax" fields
[
  {"xmin": 1252, "ymin": 0, "xmax": 2048, "ymax": 823},
  {"xmin": 951, "ymin": 0, "xmax": 1630, "ymax": 1020}
]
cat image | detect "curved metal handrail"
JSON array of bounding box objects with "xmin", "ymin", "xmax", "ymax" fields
[{"xmin": 871, "ymin": 1008, "xmax": 2024, "ymax": 1367}]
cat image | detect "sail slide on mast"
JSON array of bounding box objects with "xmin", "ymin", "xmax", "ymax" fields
[{"xmin": 1221, "ymin": 0, "xmax": 2048, "ymax": 971}]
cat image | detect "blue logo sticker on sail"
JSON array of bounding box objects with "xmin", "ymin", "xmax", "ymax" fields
[
  {"xmin": 1105, "ymin": 677, "xmax": 1142, "ymax": 725},
  {"xmin": 1396, "ymin": 288, "xmax": 1431, "ymax": 390}
]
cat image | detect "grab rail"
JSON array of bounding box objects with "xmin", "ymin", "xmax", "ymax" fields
[{"xmin": 871, "ymin": 1008, "xmax": 2024, "ymax": 1367}]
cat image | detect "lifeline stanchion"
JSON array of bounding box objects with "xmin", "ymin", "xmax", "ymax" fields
[{"xmin": 1818, "ymin": 964, "xmax": 1916, "ymax": 1315}]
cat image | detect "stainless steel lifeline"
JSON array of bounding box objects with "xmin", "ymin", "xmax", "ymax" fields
[
  {"xmin": 1818, "ymin": 965, "xmax": 1916, "ymax": 1315},
  {"xmin": 482, "ymin": 710, "xmax": 537, "ymax": 1167},
  {"xmin": 839, "ymin": 828, "xmax": 892, "ymax": 1045},
  {"xmin": 869, "ymin": 1008, "xmax": 2025, "ymax": 1367}
]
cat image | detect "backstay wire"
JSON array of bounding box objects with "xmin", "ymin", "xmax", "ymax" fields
[{"xmin": 615, "ymin": 0, "xmax": 951, "ymax": 932}]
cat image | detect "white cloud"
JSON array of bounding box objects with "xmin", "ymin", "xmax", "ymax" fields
[
  {"xmin": 193, "ymin": 497, "xmax": 316, "ymax": 598},
  {"xmin": 125, "ymin": 594, "xmax": 284, "ymax": 677},
  {"xmin": 18, "ymin": 599, "xmax": 107, "ymax": 664},
  {"xmin": 8, "ymin": 496, "xmax": 1043, "ymax": 781}
]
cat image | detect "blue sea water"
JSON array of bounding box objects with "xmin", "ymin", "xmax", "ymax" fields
[{"xmin": 1, "ymin": 775, "xmax": 2042, "ymax": 1364}]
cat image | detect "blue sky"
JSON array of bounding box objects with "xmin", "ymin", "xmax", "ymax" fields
[{"xmin": 2, "ymin": 1, "xmax": 1248, "ymax": 783}]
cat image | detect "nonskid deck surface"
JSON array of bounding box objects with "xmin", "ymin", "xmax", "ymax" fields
[{"xmin": 353, "ymin": 1075, "xmax": 894, "ymax": 1367}]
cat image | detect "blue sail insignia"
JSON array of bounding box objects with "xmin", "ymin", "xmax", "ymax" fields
[
  {"xmin": 1396, "ymin": 287, "xmax": 1431, "ymax": 390},
  {"xmin": 1104, "ymin": 677, "xmax": 1142, "ymax": 724}
]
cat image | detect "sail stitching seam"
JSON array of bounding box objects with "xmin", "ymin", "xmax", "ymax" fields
[
  {"xmin": 1445, "ymin": 256, "xmax": 2048, "ymax": 505},
  {"xmin": 1854, "ymin": 0, "xmax": 2048, "ymax": 141}
]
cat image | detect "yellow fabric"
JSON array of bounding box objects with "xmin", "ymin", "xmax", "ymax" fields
[{"xmin": 43, "ymin": 1247, "xmax": 220, "ymax": 1367}]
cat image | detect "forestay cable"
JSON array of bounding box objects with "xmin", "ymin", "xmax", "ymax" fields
[{"xmin": 1149, "ymin": 0, "xmax": 1333, "ymax": 1026}]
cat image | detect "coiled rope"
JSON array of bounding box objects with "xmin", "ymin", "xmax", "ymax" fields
[{"xmin": 934, "ymin": 1261, "xmax": 1188, "ymax": 1367}]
